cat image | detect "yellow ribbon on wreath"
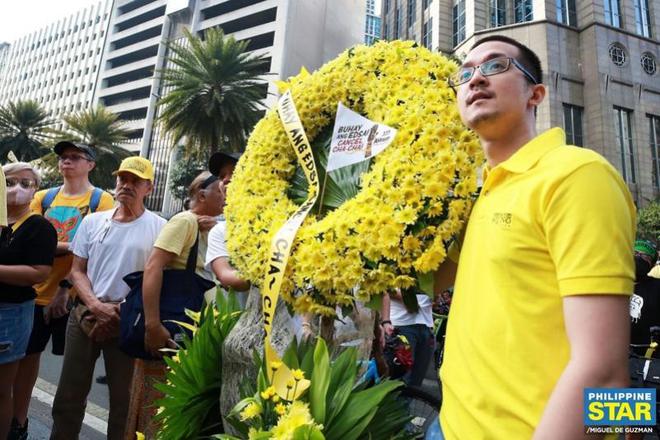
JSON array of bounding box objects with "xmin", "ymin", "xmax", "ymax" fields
[{"xmin": 261, "ymin": 89, "xmax": 316, "ymax": 399}]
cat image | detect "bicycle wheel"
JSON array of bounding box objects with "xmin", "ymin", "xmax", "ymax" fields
[{"xmin": 401, "ymin": 386, "xmax": 441, "ymax": 439}]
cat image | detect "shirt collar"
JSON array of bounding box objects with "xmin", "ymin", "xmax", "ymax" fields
[{"xmin": 484, "ymin": 127, "xmax": 566, "ymax": 177}]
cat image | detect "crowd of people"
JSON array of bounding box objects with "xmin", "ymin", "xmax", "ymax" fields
[
  {"xmin": 0, "ymin": 34, "xmax": 657, "ymax": 440},
  {"xmin": 0, "ymin": 139, "xmax": 247, "ymax": 440}
]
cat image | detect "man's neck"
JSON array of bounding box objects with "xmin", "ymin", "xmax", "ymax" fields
[
  {"xmin": 62, "ymin": 177, "xmax": 93, "ymax": 196},
  {"xmin": 7, "ymin": 205, "xmax": 30, "ymax": 223},
  {"xmin": 114, "ymin": 202, "xmax": 146, "ymax": 223},
  {"xmin": 480, "ymin": 121, "xmax": 537, "ymax": 168}
]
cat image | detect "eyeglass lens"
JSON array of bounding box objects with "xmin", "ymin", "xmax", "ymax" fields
[
  {"xmin": 58, "ymin": 154, "xmax": 88, "ymax": 162},
  {"xmin": 453, "ymin": 58, "xmax": 510, "ymax": 85}
]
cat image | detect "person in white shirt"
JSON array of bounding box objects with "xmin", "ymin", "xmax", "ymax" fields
[
  {"xmin": 205, "ymin": 151, "xmax": 250, "ymax": 306},
  {"xmin": 381, "ymin": 291, "xmax": 435, "ymax": 387},
  {"xmin": 50, "ymin": 157, "xmax": 166, "ymax": 440}
]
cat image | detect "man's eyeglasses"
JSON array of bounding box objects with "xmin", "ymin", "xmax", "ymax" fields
[
  {"xmin": 449, "ymin": 57, "xmax": 539, "ymax": 88},
  {"xmin": 58, "ymin": 154, "xmax": 91, "ymax": 162},
  {"xmin": 6, "ymin": 178, "xmax": 36, "ymax": 189}
]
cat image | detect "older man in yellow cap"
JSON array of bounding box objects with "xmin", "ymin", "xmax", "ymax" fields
[{"xmin": 50, "ymin": 157, "xmax": 166, "ymax": 440}]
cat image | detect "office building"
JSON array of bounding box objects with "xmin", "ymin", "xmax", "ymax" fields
[
  {"xmin": 0, "ymin": 0, "xmax": 113, "ymax": 128},
  {"xmin": 96, "ymin": 0, "xmax": 366, "ymax": 213},
  {"xmin": 382, "ymin": 0, "xmax": 659, "ymax": 203},
  {"xmin": 366, "ymin": 0, "xmax": 382, "ymax": 44}
]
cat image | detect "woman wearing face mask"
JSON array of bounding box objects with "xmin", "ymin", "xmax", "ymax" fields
[{"xmin": 0, "ymin": 162, "xmax": 57, "ymax": 440}]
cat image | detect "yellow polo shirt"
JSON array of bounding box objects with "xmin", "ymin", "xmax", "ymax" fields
[{"xmin": 440, "ymin": 128, "xmax": 635, "ymax": 439}]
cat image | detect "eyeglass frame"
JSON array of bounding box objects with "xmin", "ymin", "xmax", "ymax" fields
[
  {"xmin": 58, "ymin": 153, "xmax": 93, "ymax": 162},
  {"xmin": 6, "ymin": 177, "xmax": 37, "ymax": 189},
  {"xmin": 449, "ymin": 56, "xmax": 540, "ymax": 90}
]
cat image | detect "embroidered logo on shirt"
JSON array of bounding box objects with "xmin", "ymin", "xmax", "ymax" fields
[{"xmin": 492, "ymin": 212, "xmax": 512, "ymax": 229}]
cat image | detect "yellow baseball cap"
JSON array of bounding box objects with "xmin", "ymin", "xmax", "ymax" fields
[{"xmin": 113, "ymin": 156, "xmax": 155, "ymax": 181}]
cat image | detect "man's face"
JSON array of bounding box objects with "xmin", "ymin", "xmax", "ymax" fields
[
  {"xmin": 58, "ymin": 146, "xmax": 95, "ymax": 178},
  {"xmin": 201, "ymin": 180, "xmax": 225, "ymax": 216},
  {"xmin": 456, "ymin": 41, "xmax": 537, "ymax": 131},
  {"xmin": 115, "ymin": 172, "xmax": 152, "ymax": 204},
  {"xmin": 218, "ymin": 162, "xmax": 236, "ymax": 186}
]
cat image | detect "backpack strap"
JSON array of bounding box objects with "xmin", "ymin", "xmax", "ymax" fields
[
  {"xmin": 89, "ymin": 187, "xmax": 103, "ymax": 213},
  {"xmin": 41, "ymin": 186, "xmax": 62, "ymax": 214}
]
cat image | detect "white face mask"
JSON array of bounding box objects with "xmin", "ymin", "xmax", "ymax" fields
[{"xmin": 6, "ymin": 185, "xmax": 35, "ymax": 206}]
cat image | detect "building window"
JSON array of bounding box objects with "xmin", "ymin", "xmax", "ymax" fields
[
  {"xmin": 608, "ymin": 43, "xmax": 627, "ymax": 66},
  {"xmin": 641, "ymin": 52, "xmax": 657, "ymax": 75},
  {"xmin": 490, "ymin": 0, "xmax": 506, "ymax": 27},
  {"xmin": 614, "ymin": 107, "xmax": 636, "ymax": 184},
  {"xmin": 384, "ymin": 0, "xmax": 390, "ymax": 13},
  {"xmin": 604, "ymin": 0, "xmax": 621, "ymax": 27},
  {"xmin": 423, "ymin": 0, "xmax": 431, "ymax": 10},
  {"xmin": 423, "ymin": 18, "xmax": 433, "ymax": 49},
  {"xmin": 396, "ymin": 5, "xmax": 404, "ymax": 38},
  {"xmin": 556, "ymin": 0, "xmax": 577, "ymax": 26},
  {"xmin": 563, "ymin": 104, "xmax": 584, "ymax": 146},
  {"xmin": 633, "ymin": 0, "xmax": 652, "ymax": 37},
  {"xmin": 649, "ymin": 115, "xmax": 660, "ymax": 189},
  {"xmin": 514, "ymin": 0, "xmax": 533, "ymax": 22},
  {"xmin": 408, "ymin": 0, "xmax": 416, "ymax": 29},
  {"xmin": 453, "ymin": 0, "xmax": 466, "ymax": 46}
]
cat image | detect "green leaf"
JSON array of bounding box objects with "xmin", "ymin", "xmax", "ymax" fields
[
  {"xmin": 153, "ymin": 295, "xmax": 242, "ymax": 439},
  {"xmin": 417, "ymin": 271, "xmax": 434, "ymax": 297},
  {"xmin": 282, "ymin": 338, "xmax": 300, "ymax": 370},
  {"xmin": 336, "ymin": 406, "xmax": 377, "ymax": 440},
  {"xmin": 293, "ymin": 425, "xmax": 326, "ymax": 440},
  {"xmin": 309, "ymin": 338, "xmax": 331, "ymax": 424},
  {"xmin": 364, "ymin": 294, "xmax": 383, "ymax": 312},
  {"xmin": 300, "ymin": 341, "xmax": 316, "ymax": 380},
  {"xmin": 324, "ymin": 380, "xmax": 403, "ymax": 439},
  {"xmin": 287, "ymin": 124, "xmax": 373, "ymax": 217},
  {"xmin": 325, "ymin": 348, "xmax": 358, "ymax": 425}
]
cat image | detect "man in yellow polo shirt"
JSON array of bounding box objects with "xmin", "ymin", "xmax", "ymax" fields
[{"xmin": 434, "ymin": 35, "xmax": 635, "ymax": 439}]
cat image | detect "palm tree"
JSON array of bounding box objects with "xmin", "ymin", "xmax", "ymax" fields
[
  {"xmin": 46, "ymin": 106, "xmax": 133, "ymax": 189},
  {"xmin": 158, "ymin": 27, "xmax": 269, "ymax": 158},
  {"xmin": 0, "ymin": 100, "xmax": 56, "ymax": 161}
]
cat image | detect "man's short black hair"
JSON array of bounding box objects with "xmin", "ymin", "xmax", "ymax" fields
[{"xmin": 471, "ymin": 35, "xmax": 543, "ymax": 86}]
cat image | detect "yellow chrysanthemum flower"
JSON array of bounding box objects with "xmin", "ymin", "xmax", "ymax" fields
[
  {"xmin": 226, "ymin": 40, "xmax": 482, "ymax": 315},
  {"xmin": 240, "ymin": 402, "xmax": 262, "ymax": 421},
  {"xmin": 275, "ymin": 402, "xmax": 287, "ymax": 416},
  {"xmin": 271, "ymin": 401, "xmax": 320, "ymax": 440}
]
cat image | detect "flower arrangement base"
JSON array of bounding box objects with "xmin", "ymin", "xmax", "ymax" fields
[
  {"xmin": 221, "ymin": 287, "xmax": 296, "ymax": 430},
  {"xmin": 221, "ymin": 290, "xmax": 377, "ymax": 432}
]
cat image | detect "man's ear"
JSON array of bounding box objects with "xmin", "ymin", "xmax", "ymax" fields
[
  {"xmin": 528, "ymin": 83, "xmax": 546, "ymax": 108},
  {"xmin": 88, "ymin": 161, "xmax": 96, "ymax": 172}
]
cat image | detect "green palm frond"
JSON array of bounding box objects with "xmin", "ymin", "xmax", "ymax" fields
[
  {"xmin": 158, "ymin": 27, "xmax": 270, "ymax": 157},
  {"xmin": 0, "ymin": 100, "xmax": 56, "ymax": 162},
  {"xmin": 226, "ymin": 338, "xmax": 414, "ymax": 440},
  {"xmin": 155, "ymin": 290, "xmax": 242, "ymax": 440}
]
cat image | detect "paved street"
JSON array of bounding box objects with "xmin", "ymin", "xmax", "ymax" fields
[{"xmin": 26, "ymin": 341, "xmax": 108, "ymax": 440}]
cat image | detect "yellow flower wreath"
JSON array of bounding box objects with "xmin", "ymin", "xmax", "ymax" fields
[{"xmin": 225, "ymin": 40, "xmax": 482, "ymax": 315}]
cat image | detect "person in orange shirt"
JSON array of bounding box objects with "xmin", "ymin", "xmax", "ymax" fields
[{"xmin": 9, "ymin": 141, "xmax": 113, "ymax": 439}]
